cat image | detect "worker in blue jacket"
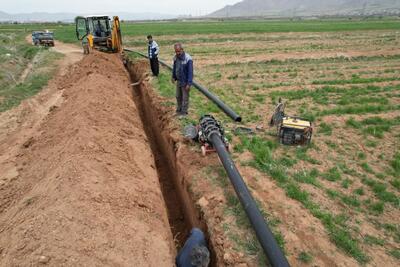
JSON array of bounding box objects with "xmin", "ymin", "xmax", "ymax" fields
[
  {"xmin": 147, "ymin": 35, "xmax": 160, "ymax": 76},
  {"xmin": 176, "ymin": 228, "xmax": 210, "ymax": 267},
  {"xmin": 172, "ymin": 43, "xmax": 193, "ymax": 117}
]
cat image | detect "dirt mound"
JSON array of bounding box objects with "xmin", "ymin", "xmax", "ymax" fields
[{"xmin": 0, "ymin": 52, "xmax": 174, "ymax": 266}]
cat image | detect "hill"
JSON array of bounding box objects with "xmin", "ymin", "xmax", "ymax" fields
[{"xmin": 208, "ymin": 0, "xmax": 400, "ymax": 17}]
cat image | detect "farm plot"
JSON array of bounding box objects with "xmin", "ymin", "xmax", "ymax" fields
[{"xmin": 126, "ymin": 21, "xmax": 400, "ymax": 266}]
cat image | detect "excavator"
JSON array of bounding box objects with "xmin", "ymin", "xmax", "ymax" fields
[{"xmin": 75, "ymin": 15, "xmax": 122, "ymax": 53}]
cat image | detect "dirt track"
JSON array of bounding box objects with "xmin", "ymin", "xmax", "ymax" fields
[{"xmin": 0, "ymin": 51, "xmax": 175, "ymax": 265}]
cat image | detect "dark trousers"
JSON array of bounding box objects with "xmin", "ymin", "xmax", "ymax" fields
[
  {"xmin": 149, "ymin": 57, "xmax": 159, "ymax": 76},
  {"xmin": 176, "ymin": 84, "xmax": 190, "ymax": 114}
]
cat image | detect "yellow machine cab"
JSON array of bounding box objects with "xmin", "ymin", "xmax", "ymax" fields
[{"xmin": 75, "ymin": 15, "xmax": 122, "ymax": 53}]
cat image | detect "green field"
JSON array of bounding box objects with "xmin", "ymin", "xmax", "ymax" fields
[
  {"xmin": 126, "ymin": 17, "xmax": 400, "ymax": 265},
  {"xmin": 2, "ymin": 17, "xmax": 399, "ymax": 43}
]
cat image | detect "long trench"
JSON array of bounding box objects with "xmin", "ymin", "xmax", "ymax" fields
[{"xmin": 124, "ymin": 58, "xmax": 217, "ymax": 265}]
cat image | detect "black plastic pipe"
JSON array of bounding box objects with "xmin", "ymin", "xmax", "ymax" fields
[
  {"xmin": 123, "ymin": 48, "xmax": 242, "ymax": 122},
  {"xmin": 210, "ymin": 133, "xmax": 290, "ymax": 267},
  {"xmin": 191, "ymin": 80, "xmax": 241, "ymax": 122}
]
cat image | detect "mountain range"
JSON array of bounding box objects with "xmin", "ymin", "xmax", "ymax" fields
[
  {"xmin": 0, "ymin": 11, "xmax": 176, "ymax": 22},
  {"xmin": 2, "ymin": 1, "xmax": 400, "ymax": 22},
  {"xmin": 208, "ymin": 0, "xmax": 400, "ymax": 17}
]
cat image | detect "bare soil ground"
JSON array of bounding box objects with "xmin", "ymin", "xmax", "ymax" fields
[{"xmin": 0, "ymin": 49, "xmax": 175, "ymax": 265}]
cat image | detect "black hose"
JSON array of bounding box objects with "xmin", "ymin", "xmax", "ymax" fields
[
  {"xmin": 123, "ymin": 48, "xmax": 242, "ymax": 122},
  {"xmin": 210, "ymin": 133, "xmax": 290, "ymax": 267}
]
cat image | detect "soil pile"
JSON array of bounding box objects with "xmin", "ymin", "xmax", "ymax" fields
[{"xmin": 0, "ymin": 52, "xmax": 174, "ymax": 266}]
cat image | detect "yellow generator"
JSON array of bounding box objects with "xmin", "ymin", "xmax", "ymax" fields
[
  {"xmin": 75, "ymin": 15, "xmax": 122, "ymax": 53},
  {"xmin": 270, "ymin": 98, "xmax": 313, "ymax": 145}
]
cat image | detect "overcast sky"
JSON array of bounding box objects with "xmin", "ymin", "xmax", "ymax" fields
[{"xmin": 1, "ymin": 0, "xmax": 240, "ymax": 15}]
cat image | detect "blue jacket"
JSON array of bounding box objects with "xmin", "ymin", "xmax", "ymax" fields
[
  {"xmin": 148, "ymin": 40, "xmax": 159, "ymax": 59},
  {"xmin": 176, "ymin": 228, "xmax": 207, "ymax": 267},
  {"xmin": 172, "ymin": 52, "xmax": 193, "ymax": 86}
]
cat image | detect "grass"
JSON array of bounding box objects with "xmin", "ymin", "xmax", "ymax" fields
[
  {"xmin": 357, "ymin": 152, "xmax": 366, "ymax": 160},
  {"xmin": 372, "ymin": 183, "xmax": 399, "ymax": 206},
  {"xmin": 2, "ymin": 18, "xmax": 386, "ymax": 44},
  {"xmin": 121, "ymin": 19, "xmax": 400, "ymax": 36},
  {"xmin": 391, "ymin": 153, "xmax": 400, "ymax": 175},
  {"xmin": 150, "ymin": 70, "xmax": 175, "ymax": 98},
  {"xmin": 236, "ymin": 135, "xmax": 368, "ymax": 263},
  {"xmin": 369, "ymin": 201, "xmax": 385, "ymax": 214},
  {"xmin": 363, "ymin": 235, "xmax": 385, "ymax": 246},
  {"xmin": 318, "ymin": 104, "xmax": 400, "ymax": 117},
  {"xmin": 362, "ymin": 177, "xmax": 399, "ymax": 207},
  {"xmin": 391, "ymin": 179, "xmax": 400, "ymax": 190},
  {"xmin": 354, "ymin": 188, "xmax": 365, "ymax": 196},
  {"xmin": 341, "ymin": 179, "xmax": 352, "ymax": 189},
  {"xmin": 319, "ymin": 122, "xmax": 332, "ymax": 135},
  {"xmin": 388, "ymin": 249, "xmax": 400, "ymax": 259},
  {"xmin": 323, "ymin": 167, "xmax": 342, "ymax": 182},
  {"xmin": 298, "ymin": 251, "xmax": 313, "ymax": 263},
  {"xmin": 346, "ymin": 116, "xmax": 400, "ymax": 138},
  {"xmin": 312, "ymin": 76, "xmax": 400, "ymax": 85},
  {"xmin": 1, "ymin": 74, "xmax": 51, "ymax": 112},
  {"xmin": 0, "ymin": 29, "xmax": 63, "ymax": 112},
  {"xmin": 293, "ymin": 169, "xmax": 320, "ymax": 186},
  {"xmin": 361, "ymin": 162, "xmax": 374, "ymax": 174}
]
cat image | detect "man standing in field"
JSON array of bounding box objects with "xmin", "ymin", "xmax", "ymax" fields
[
  {"xmin": 172, "ymin": 43, "xmax": 193, "ymax": 117},
  {"xmin": 147, "ymin": 35, "xmax": 160, "ymax": 76}
]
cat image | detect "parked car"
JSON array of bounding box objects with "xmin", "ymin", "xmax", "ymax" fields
[{"xmin": 32, "ymin": 31, "xmax": 55, "ymax": 46}]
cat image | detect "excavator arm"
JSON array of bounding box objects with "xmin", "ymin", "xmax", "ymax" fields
[{"xmin": 111, "ymin": 16, "xmax": 123, "ymax": 53}]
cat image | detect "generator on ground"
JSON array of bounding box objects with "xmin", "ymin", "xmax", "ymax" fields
[{"xmin": 269, "ymin": 98, "xmax": 313, "ymax": 145}]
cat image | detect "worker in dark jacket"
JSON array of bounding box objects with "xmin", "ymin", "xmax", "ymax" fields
[
  {"xmin": 172, "ymin": 43, "xmax": 193, "ymax": 117},
  {"xmin": 176, "ymin": 228, "xmax": 210, "ymax": 267},
  {"xmin": 147, "ymin": 35, "xmax": 160, "ymax": 76}
]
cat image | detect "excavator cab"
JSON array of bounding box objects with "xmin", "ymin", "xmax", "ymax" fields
[{"xmin": 75, "ymin": 15, "xmax": 122, "ymax": 53}]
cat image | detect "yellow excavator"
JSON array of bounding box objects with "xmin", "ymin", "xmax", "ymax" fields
[{"xmin": 75, "ymin": 15, "xmax": 122, "ymax": 53}]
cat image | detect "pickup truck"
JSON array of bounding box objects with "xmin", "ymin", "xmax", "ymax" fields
[{"xmin": 32, "ymin": 31, "xmax": 55, "ymax": 47}]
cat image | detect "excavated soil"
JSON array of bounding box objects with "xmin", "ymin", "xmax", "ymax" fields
[{"xmin": 0, "ymin": 52, "xmax": 176, "ymax": 266}]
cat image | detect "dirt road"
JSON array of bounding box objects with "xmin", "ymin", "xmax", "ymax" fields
[{"xmin": 0, "ymin": 47, "xmax": 175, "ymax": 265}]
